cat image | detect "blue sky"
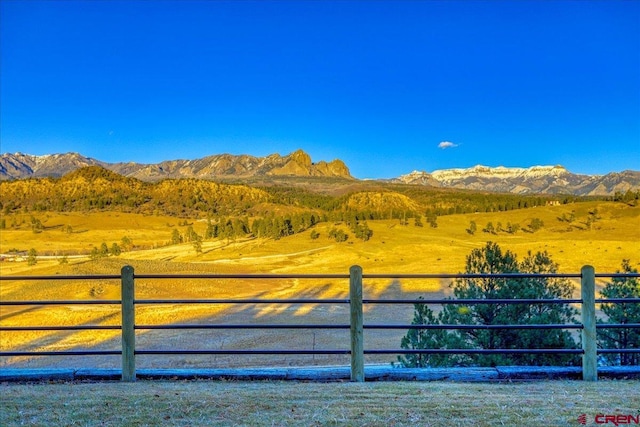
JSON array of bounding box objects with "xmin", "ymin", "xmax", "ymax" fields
[{"xmin": 1, "ymin": 1, "xmax": 638, "ymax": 179}]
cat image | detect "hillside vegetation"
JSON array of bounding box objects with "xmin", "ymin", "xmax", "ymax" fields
[
  {"xmin": 1, "ymin": 168, "xmax": 638, "ymax": 370},
  {"xmin": 1, "ymin": 165, "xmax": 600, "ymax": 216},
  {"xmin": 1, "ymin": 166, "xmax": 638, "ymax": 274},
  {"xmin": 1, "ymin": 165, "xmax": 623, "ymax": 243}
]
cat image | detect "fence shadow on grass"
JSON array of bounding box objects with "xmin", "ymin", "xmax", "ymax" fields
[{"xmin": 1, "ymin": 266, "xmax": 638, "ymax": 381}]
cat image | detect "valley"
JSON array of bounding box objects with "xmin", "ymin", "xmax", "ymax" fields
[
  {"xmin": 1, "ymin": 199, "xmax": 638, "ymax": 370},
  {"xmin": 2, "ymin": 200, "xmax": 638, "ymax": 274}
]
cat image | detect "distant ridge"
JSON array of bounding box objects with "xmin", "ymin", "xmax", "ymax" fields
[
  {"xmin": 0, "ymin": 152, "xmax": 106, "ymax": 178},
  {"xmin": 1, "ymin": 151, "xmax": 638, "ymax": 196},
  {"xmin": 0, "ymin": 150, "xmax": 352, "ymax": 181},
  {"xmin": 393, "ymin": 165, "xmax": 640, "ymax": 196}
]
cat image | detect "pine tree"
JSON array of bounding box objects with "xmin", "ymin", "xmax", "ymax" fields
[
  {"xmin": 27, "ymin": 248, "xmax": 38, "ymax": 266},
  {"xmin": 171, "ymin": 228, "xmax": 182, "ymax": 244},
  {"xmin": 396, "ymin": 298, "xmax": 449, "ymax": 367},
  {"xmin": 99, "ymin": 242, "xmax": 109, "ymax": 257},
  {"xmin": 483, "ymin": 222, "xmax": 496, "ymax": 234},
  {"xmin": 110, "ymin": 243, "xmax": 122, "ymax": 256},
  {"xmin": 89, "ymin": 246, "xmax": 100, "ymax": 260},
  {"xmin": 192, "ymin": 234, "xmax": 203, "ymax": 254},
  {"xmin": 399, "ymin": 242, "xmax": 579, "ymax": 367},
  {"xmin": 597, "ymin": 260, "xmax": 640, "ymax": 365},
  {"xmin": 467, "ymin": 221, "xmax": 477, "ymax": 235},
  {"xmin": 528, "ymin": 218, "xmax": 544, "ymax": 232},
  {"xmin": 121, "ymin": 236, "xmax": 133, "ymax": 252}
]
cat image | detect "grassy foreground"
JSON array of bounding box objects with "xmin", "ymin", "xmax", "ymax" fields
[{"xmin": 1, "ymin": 380, "xmax": 638, "ymax": 426}]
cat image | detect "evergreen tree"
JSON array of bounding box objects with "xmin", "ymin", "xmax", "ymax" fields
[
  {"xmin": 445, "ymin": 243, "xmax": 578, "ymax": 366},
  {"xmin": 396, "ymin": 297, "xmax": 449, "ymax": 368},
  {"xmin": 121, "ymin": 236, "xmax": 133, "ymax": 252},
  {"xmin": 467, "ymin": 221, "xmax": 477, "ymax": 235},
  {"xmin": 110, "ymin": 243, "xmax": 122, "ymax": 256},
  {"xmin": 171, "ymin": 228, "xmax": 182, "ymax": 244},
  {"xmin": 186, "ymin": 225, "xmax": 197, "ymax": 242},
  {"xmin": 399, "ymin": 242, "xmax": 579, "ymax": 367},
  {"xmin": 99, "ymin": 242, "xmax": 110, "ymax": 257},
  {"xmin": 528, "ymin": 218, "xmax": 544, "ymax": 232},
  {"xmin": 483, "ymin": 222, "xmax": 496, "ymax": 234},
  {"xmin": 89, "ymin": 246, "xmax": 100, "ymax": 260},
  {"xmin": 597, "ymin": 260, "xmax": 640, "ymax": 365},
  {"xmin": 205, "ymin": 219, "xmax": 216, "ymax": 239},
  {"xmin": 30, "ymin": 216, "xmax": 43, "ymax": 233},
  {"xmin": 192, "ymin": 234, "xmax": 203, "ymax": 254},
  {"xmin": 352, "ymin": 221, "xmax": 373, "ymax": 241},
  {"xmin": 328, "ymin": 227, "xmax": 349, "ymax": 242},
  {"xmin": 27, "ymin": 248, "xmax": 38, "ymax": 266},
  {"xmin": 506, "ymin": 222, "xmax": 520, "ymax": 234}
]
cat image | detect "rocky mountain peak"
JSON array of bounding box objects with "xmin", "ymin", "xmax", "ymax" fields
[{"xmin": 0, "ymin": 150, "xmax": 353, "ymax": 181}]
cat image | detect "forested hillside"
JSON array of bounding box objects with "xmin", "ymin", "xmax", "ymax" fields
[
  {"xmin": 1, "ymin": 166, "xmax": 587, "ymax": 215},
  {"xmin": 2, "ymin": 166, "xmax": 636, "ymax": 244}
]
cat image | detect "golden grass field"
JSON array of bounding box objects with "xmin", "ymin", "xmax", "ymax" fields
[{"xmin": 1, "ymin": 201, "xmax": 639, "ymax": 370}]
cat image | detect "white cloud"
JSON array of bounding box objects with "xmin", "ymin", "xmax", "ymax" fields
[{"xmin": 438, "ymin": 141, "xmax": 458, "ymax": 149}]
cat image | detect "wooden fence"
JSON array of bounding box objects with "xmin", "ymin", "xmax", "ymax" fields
[{"xmin": 1, "ymin": 265, "xmax": 639, "ymax": 382}]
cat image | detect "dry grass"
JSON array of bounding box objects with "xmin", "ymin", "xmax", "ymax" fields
[
  {"xmin": 1, "ymin": 201, "xmax": 639, "ymax": 370},
  {"xmin": 0, "ymin": 211, "xmax": 184, "ymax": 256},
  {"xmin": 2, "ymin": 201, "xmax": 638, "ymax": 273},
  {"xmin": 1, "ymin": 380, "xmax": 638, "ymax": 426}
]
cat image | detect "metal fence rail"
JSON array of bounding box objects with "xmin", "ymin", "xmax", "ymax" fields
[{"xmin": 1, "ymin": 265, "xmax": 639, "ymax": 382}]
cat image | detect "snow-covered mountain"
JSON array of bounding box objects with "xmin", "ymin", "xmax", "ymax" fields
[
  {"xmin": 395, "ymin": 165, "xmax": 640, "ymax": 196},
  {"xmin": 430, "ymin": 165, "xmax": 569, "ymax": 181}
]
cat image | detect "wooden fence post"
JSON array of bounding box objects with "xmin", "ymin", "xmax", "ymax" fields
[
  {"xmin": 581, "ymin": 265, "xmax": 597, "ymax": 381},
  {"xmin": 121, "ymin": 265, "xmax": 136, "ymax": 382},
  {"xmin": 350, "ymin": 265, "xmax": 364, "ymax": 382}
]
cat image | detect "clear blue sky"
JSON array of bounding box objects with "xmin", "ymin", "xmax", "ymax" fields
[{"xmin": 1, "ymin": 0, "xmax": 638, "ymax": 179}]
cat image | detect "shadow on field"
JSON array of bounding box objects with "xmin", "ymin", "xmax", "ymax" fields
[{"xmin": 1, "ymin": 277, "xmax": 454, "ymax": 370}]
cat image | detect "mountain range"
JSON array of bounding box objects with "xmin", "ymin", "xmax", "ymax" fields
[
  {"xmin": 391, "ymin": 166, "xmax": 640, "ymax": 196},
  {"xmin": 1, "ymin": 150, "xmax": 639, "ymax": 196},
  {"xmin": 0, "ymin": 150, "xmax": 351, "ymax": 181}
]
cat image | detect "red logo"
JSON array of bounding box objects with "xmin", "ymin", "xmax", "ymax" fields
[
  {"xmin": 595, "ymin": 414, "xmax": 640, "ymax": 425},
  {"xmin": 578, "ymin": 414, "xmax": 640, "ymax": 425}
]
